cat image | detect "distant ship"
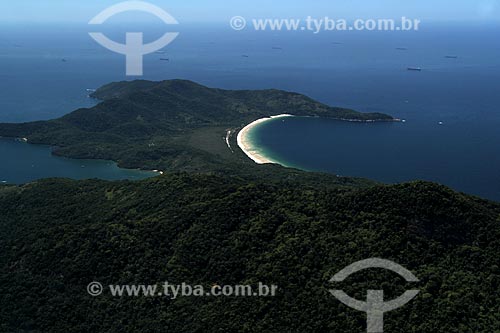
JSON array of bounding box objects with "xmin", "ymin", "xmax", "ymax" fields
[
  {"xmin": 242, "ymin": 55, "xmax": 249, "ymax": 58},
  {"xmin": 396, "ymin": 47, "xmax": 408, "ymax": 50},
  {"xmin": 445, "ymin": 55, "xmax": 458, "ymax": 59},
  {"xmin": 160, "ymin": 58, "xmax": 170, "ymax": 61},
  {"xmin": 407, "ymin": 67, "xmax": 422, "ymax": 71}
]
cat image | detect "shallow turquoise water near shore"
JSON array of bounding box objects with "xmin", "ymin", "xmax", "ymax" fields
[
  {"xmin": 0, "ymin": 138, "xmax": 157, "ymax": 184},
  {"xmin": 250, "ymin": 116, "xmax": 500, "ymax": 201},
  {"xmin": 1, "ymin": 23, "xmax": 499, "ymax": 198}
]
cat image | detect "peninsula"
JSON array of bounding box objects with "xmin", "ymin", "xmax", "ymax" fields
[{"xmin": 0, "ymin": 80, "xmax": 393, "ymax": 184}]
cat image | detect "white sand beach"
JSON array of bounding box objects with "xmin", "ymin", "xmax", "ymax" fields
[{"xmin": 237, "ymin": 114, "xmax": 293, "ymax": 164}]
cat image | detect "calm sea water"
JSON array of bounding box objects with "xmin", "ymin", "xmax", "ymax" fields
[
  {"xmin": 252, "ymin": 117, "xmax": 500, "ymax": 200},
  {"xmin": 0, "ymin": 22, "xmax": 499, "ymax": 199},
  {"xmin": 0, "ymin": 138, "xmax": 156, "ymax": 184}
]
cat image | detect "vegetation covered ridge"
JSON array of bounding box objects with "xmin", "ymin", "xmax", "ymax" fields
[
  {"xmin": 0, "ymin": 80, "xmax": 393, "ymax": 183},
  {"xmin": 0, "ymin": 175, "xmax": 498, "ymax": 332}
]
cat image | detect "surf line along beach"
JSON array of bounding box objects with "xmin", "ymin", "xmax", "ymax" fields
[{"xmin": 237, "ymin": 114, "xmax": 293, "ymax": 164}]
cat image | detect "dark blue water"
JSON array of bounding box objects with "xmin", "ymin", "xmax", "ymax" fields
[
  {"xmin": 0, "ymin": 22, "xmax": 499, "ymax": 199},
  {"xmin": 252, "ymin": 117, "xmax": 500, "ymax": 200},
  {"xmin": 242, "ymin": 23, "xmax": 500, "ymax": 200}
]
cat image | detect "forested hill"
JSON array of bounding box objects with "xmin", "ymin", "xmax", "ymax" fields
[
  {"xmin": 3, "ymin": 80, "xmax": 497, "ymax": 332},
  {"xmin": 0, "ymin": 80, "xmax": 393, "ymax": 178},
  {"xmin": 90, "ymin": 79, "xmax": 393, "ymax": 124},
  {"xmin": 0, "ymin": 175, "xmax": 498, "ymax": 332}
]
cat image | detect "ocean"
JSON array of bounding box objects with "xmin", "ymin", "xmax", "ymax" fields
[
  {"xmin": 0, "ymin": 22, "xmax": 499, "ymax": 199},
  {"xmin": 0, "ymin": 138, "xmax": 156, "ymax": 184}
]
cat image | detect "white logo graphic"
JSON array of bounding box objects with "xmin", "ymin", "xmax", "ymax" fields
[
  {"xmin": 87, "ymin": 281, "xmax": 104, "ymax": 296},
  {"xmin": 89, "ymin": 1, "xmax": 179, "ymax": 76},
  {"xmin": 330, "ymin": 258, "xmax": 420, "ymax": 333},
  {"xmin": 230, "ymin": 16, "xmax": 247, "ymax": 30}
]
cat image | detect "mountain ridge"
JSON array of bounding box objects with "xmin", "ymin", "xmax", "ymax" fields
[
  {"xmin": 0, "ymin": 175, "xmax": 498, "ymax": 332},
  {"xmin": 0, "ymin": 79, "xmax": 394, "ymax": 186}
]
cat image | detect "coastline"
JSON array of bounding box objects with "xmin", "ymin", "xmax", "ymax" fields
[
  {"xmin": 0, "ymin": 136, "xmax": 163, "ymax": 182},
  {"xmin": 237, "ymin": 114, "xmax": 400, "ymax": 166},
  {"xmin": 237, "ymin": 114, "xmax": 293, "ymax": 165}
]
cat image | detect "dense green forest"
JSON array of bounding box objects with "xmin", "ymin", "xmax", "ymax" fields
[
  {"xmin": 0, "ymin": 81, "xmax": 498, "ymax": 332},
  {"xmin": 0, "ymin": 80, "xmax": 394, "ymax": 176},
  {"xmin": 0, "ymin": 175, "xmax": 499, "ymax": 332}
]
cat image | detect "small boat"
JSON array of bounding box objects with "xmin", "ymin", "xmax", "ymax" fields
[
  {"xmin": 438, "ymin": 121, "xmax": 444, "ymax": 125},
  {"xmin": 396, "ymin": 47, "xmax": 408, "ymax": 51},
  {"xmin": 160, "ymin": 58, "xmax": 170, "ymax": 61},
  {"xmin": 407, "ymin": 67, "xmax": 422, "ymax": 71},
  {"xmin": 445, "ymin": 55, "xmax": 458, "ymax": 59},
  {"xmin": 242, "ymin": 55, "xmax": 249, "ymax": 58},
  {"xmin": 61, "ymin": 59, "xmax": 67, "ymax": 62},
  {"xmin": 86, "ymin": 89, "xmax": 96, "ymax": 93}
]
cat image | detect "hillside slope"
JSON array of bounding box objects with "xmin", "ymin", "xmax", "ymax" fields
[
  {"xmin": 0, "ymin": 176, "xmax": 498, "ymax": 332},
  {"xmin": 0, "ymin": 80, "xmax": 394, "ymax": 181}
]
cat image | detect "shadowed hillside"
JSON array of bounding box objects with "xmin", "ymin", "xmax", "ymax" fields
[
  {"xmin": 0, "ymin": 80, "xmax": 393, "ymax": 184},
  {"xmin": 0, "ymin": 176, "xmax": 498, "ymax": 332}
]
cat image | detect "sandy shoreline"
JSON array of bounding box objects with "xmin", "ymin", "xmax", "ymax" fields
[{"xmin": 237, "ymin": 114, "xmax": 293, "ymax": 164}]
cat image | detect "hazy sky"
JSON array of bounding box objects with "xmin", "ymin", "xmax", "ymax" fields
[{"xmin": 2, "ymin": 0, "xmax": 499, "ymax": 23}]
